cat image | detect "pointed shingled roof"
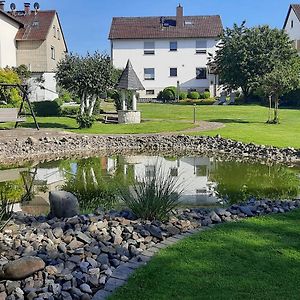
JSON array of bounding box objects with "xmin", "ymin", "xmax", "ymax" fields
[{"xmin": 117, "ymin": 60, "xmax": 145, "ymax": 91}]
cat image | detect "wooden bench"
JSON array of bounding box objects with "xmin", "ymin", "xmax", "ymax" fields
[
  {"xmin": 0, "ymin": 108, "xmax": 26, "ymax": 123},
  {"xmin": 104, "ymin": 115, "xmax": 119, "ymax": 124}
]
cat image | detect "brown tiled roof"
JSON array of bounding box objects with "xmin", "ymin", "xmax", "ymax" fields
[
  {"xmin": 109, "ymin": 15, "xmax": 223, "ymax": 40},
  {"xmin": 284, "ymin": 4, "xmax": 300, "ymax": 28},
  {"xmin": 11, "ymin": 10, "xmax": 56, "ymax": 41}
]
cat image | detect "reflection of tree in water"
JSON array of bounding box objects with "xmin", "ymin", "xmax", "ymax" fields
[
  {"xmin": 0, "ymin": 178, "xmax": 25, "ymax": 223},
  {"xmin": 63, "ymin": 157, "xmax": 133, "ymax": 213},
  {"xmin": 210, "ymin": 162, "xmax": 300, "ymax": 203}
]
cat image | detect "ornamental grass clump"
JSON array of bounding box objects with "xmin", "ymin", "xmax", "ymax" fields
[
  {"xmin": 119, "ymin": 167, "xmax": 183, "ymax": 221},
  {"xmin": 0, "ymin": 196, "xmax": 14, "ymax": 231}
]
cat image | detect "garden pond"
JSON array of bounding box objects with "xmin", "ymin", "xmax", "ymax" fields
[{"xmin": 0, "ymin": 154, "xmax": 299, "ymax": 215}]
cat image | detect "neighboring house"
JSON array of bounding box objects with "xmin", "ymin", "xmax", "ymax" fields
[
  {"xmin": 0, "ymin": 2, "xmax": 67, "ymax": 101},
  {"xmin": 283, "ymin": 4, "xmax": 300, "ymax": 53},
  {"xmin": 109, "ymin": 5, "xmax": 223, "ymax": 99}
]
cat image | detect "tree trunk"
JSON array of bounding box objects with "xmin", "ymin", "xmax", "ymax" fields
[
  {"xmin": 242, "ymin": 87, "xmax": 250, "ymax": 102},
  {"xmin": 267, "ymin": 95, "xmax": 272, "ymax": 123},
  {"xmin": 273, "ymin": 97, "xmax": 279, "ymax": 124},
  {"xmin": 80, "ymin": 93, "xmax": 86, "ymax": 115},
  {"xmin": 88, "ymin": 96, "xmax": 97, "ymax": 117}
]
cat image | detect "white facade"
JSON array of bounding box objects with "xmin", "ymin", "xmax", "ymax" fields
[
  {"xmin": 284, "ymin": 6, "xmax": 300, "ymax": 53},
  {"xmin": 28, "ymin": 72, "xmax": 58, "ymax": 102},
  {"xmin": 111, "ymin": 38, "xmax": 220, "ymax": 98},
  {"xmin": 0, "ymin": 13, "xmax": 19, "ymax": 68}
]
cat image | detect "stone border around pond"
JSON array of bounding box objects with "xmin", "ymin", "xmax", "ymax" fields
[
  {"xmin": 1, "ymin": 199, "xmax": 300, "ymax": 300},
  {"xmin": 0, "ymin": 134, "xmax": 299, "ymax": 167},
  {"xmin": 91, "ymin": 226, "xmax": 210, "ymax": 300}
]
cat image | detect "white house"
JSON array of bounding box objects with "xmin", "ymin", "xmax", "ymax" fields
[
  {"xmin": 109, "ymin": 5, "xmax": 223, "ymax": 99},
  {"xmin": 0, "ymin": 2, "xmax": 21, "ymax": 68},
  {"xmin": 283, "ymin": 4, "xmax": 300, "ymax": 53},
  {"xmin": 0, "ymin": 2, "xmax": 67, "ymax": 102}
]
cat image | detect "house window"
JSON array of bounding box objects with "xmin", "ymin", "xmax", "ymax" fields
[
  {"xmin": 144, "ymin": 68, "xmax": 155, "ymax": 80},
  {"xmin": 196, "ymin": 68, "xmax": 207, "ymax": 79},
  {"xmin": 144, "ymin": 41, "xmax": 155, "ymax": 55},
  {"xmin": 196, "ymin": 40, "xmax": 207, "ymax": 54},
  {"xmin": 146, "ymin": 90, "xmax": 155, "ymax": 95},
  {"xmin": 291, "ymin": 20, "xmax": 294, "ymax": 28},
  {"xmin": 170, "ymin": 41, "xmax": 177, "ymax": 51},
  {"xmin": 170, "ymin": 68, "xmax": 177, "ymax": 77},
  {"xmin": 51, "ymin": 46, "xmax": 56, "ymax": 60},
  {"xmin": 53, "ymin": 25, "xmax": 56, "ymax": 37},
  {"xmin": 57, "ymin": 29, "xmax": 60, "ymax": 40}
]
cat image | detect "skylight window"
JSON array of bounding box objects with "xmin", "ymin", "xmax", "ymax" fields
[{"xmin": 185, "ymin": 21, "xmax": 193, "ymax": 25}]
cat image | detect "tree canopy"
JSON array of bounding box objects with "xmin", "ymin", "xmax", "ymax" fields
[
  {"xmin": 214, "ymin": 22, "xmax": 299, "ymax": 99},
  {"xmin": 56, "ymin": 52, "xmax": 118, "ymax": 118}
]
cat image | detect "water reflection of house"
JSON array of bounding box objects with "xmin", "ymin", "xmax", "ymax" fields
[{"xmin": 130, "ymin": 156, "xmax": 221, "ymax": 206}]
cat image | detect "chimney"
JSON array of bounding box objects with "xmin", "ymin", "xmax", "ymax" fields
[
  {"xmin": 0, "ymin": 1, "xmax": 5, "ymax": 11},
  {"xmin": 24, "ymin": 2, "xmax": 30, "ymax": 15},
  {"xmin": 176, "ymin": 4, "xmax": 184, "ymax": 28}
]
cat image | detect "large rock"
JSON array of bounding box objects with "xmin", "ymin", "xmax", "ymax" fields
[
  {"xmin": 0, "ymin": 257, "xmax": 45, "ymax": 280},
  {"xmin": 49, "ymin": 191, "xmax": 79, "ymax": 218}
]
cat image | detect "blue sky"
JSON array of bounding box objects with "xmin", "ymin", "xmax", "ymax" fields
[{"xmin": 10, "ymin": 0, "xmax": 293, "ymax": 54}]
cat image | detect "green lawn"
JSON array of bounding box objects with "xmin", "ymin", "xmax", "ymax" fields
[
  {"xmin": 110, "ymin": 210, "xmax": 300, "ymax": 300},
  {"xmin": 140, "ymin": 104, "xmax": 300, "ymax": 148},
  {"xmin": 1, "ymin": 103, "xmax": 299, "ymax": 148}
]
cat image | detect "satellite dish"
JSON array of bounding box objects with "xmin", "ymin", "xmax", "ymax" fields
[
  {"xmin": 10, "ymin": 3, "xmax": 16, "ymax": 11},
  {"xmin": 33, "ymin": 2, "xmax": 40, "ymax": 10}
]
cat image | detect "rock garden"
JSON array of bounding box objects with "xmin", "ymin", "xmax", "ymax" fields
[{"xmin": 0, "ymin": 195, "xmax": 299, "ymax": 300}]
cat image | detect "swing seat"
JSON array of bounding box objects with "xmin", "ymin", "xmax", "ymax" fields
[{"xmin": 0, "ymin": 108, "xmax": 26, "ymax": 123}]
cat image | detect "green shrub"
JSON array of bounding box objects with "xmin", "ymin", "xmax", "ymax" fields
[
  {"xmin": 118, "ymin": 167, "xmax": 183, "ymax": 221},
  {"xmin": 157, "ymin": 91, "xmax": 163, "ymax": 100},
  {"xmin": 179, "ymin": 92, "xmax": 188, "ymax": 100},
  {"xmin": 76, "ymin": 114, "xmax": 95, "ymax": 128},
  {"xmin": 281, "ymin": 89, "xmax": 300, "ymax": 107},
  {"xmin": 64, "ymin": 178, "xmax": 117, "ymax": 213},
  {"xmin": 60, "ymin": 106, "xmax": 80, "ymax": 116},
  {"xmin": 110, "ymin": 90, "xmax": 133, "ymax": 111},
  {"xmin": 198, "ymin": 91, "xmax": 210, "ymax": 99},
  {"xmin": 162, "ymin": 86, "xmax": 177, "ymax": 102},
  {"xmin": 188, "ymin": 91, "xmax": 200, "ymax": 100},
  {"xmin": 199, "ymin": 99, "xmax": 215, "ymax": 105},
  {"xmin": 32, "ymin": 99, "xmax": 62, "ymax": 117}
]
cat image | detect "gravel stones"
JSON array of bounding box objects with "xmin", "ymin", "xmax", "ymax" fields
[
  {"xmin": 0, "ymin": 199, "xmax": 299, "ymax": 299},
  {"xmin": 0, "ymin": 134, "xmax": 299, "ymax": 166}
]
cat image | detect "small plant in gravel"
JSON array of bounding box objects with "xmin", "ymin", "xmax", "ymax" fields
[
  {"xmin": 119, "ymin": 166, "xmax": 183, "ymax": 221},
  {"xmin": 0, "ymin": 197, "xmax": 13, "ymax": 231}
]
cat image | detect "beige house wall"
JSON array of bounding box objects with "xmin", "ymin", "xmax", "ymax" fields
[
  {"xmin": 16, "ymin": 40, "xmax": 47, "ymax": 72},
  {"xmin": 46, "ymin": 14, "xmax": 67, "ymax": 71},
  {"xmin": 16, "ymin": 13, "xmax": 67, "ymax": 72}
]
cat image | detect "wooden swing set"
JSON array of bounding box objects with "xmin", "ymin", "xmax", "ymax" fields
[{"xmin": 0, "ymin": 83, "xmax": 39, "ymax": 130}]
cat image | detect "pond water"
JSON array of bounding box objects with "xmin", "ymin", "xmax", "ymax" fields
[{"xmin": 0, "ymin": 155, "xmax": 299, "ymax": 215}]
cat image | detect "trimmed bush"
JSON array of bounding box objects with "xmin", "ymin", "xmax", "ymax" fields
[
  {"xmin": 162, "ymin": 86, "xmax": 177, "ymax": 102},
  {"xmin": 76, "ymin": 114, "xmax": 95, "ymax": 128},
  {"xmin": 281, "ymin": 89, "xmax": 300, "ymax": 107},
  {"xmin": 199, "ymin": 91, "xmax": 210, "ymax": 99},
  {"xmin": 32, "ymin": 99, "xmax": 62, "ymax": 117},
  {"xmin": 60, "ymin": 106, "xmax": 80, "ymax": 116},
  {"xmin": 188, "ymin": 91, "xmax": 200, "ymax": 100},
  {"xmin": 179, "ymin": 92, "xmax": 188, "ymax": 100}
]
